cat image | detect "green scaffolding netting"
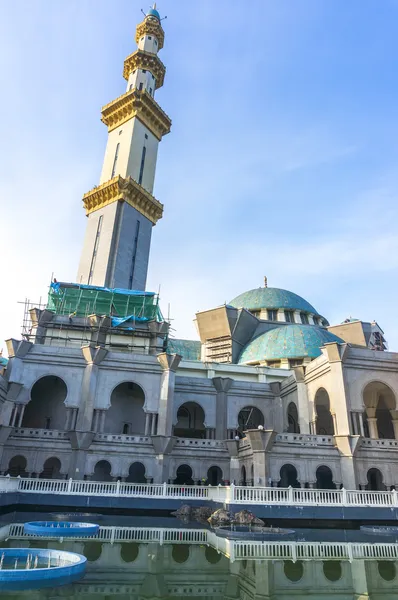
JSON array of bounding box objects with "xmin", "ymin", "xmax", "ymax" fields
[{"xmin": 47, "ymin": 282, "xmax": 163, "ymax": 325}]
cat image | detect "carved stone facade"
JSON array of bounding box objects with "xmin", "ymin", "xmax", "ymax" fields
[{"xmin": 1, "ymin": 313, "xmax": 397, "ymax": 491}]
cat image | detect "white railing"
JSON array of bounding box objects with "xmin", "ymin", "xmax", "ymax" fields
[
  {"xmin": 1, "ymin": 476, "xmax": 398, "ymax": 507},
  {"xmin": 5, "ymin": 524, "xmax": 398, "ymax": 562},
  {"xmin": 7, "ymin": 524, "xmax": 208, "ymax": 544}
]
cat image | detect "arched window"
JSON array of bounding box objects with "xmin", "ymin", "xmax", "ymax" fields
[
  {"xmin": 238, "ymin": 406, "xmax": 264, "ymax": 432},
  {"xmin": 6, "ymin": 455, "xmax": 28, "ymax": 477},
  {"xmin": 93, "ymin": 460, "xmax": 112, "ymax": 482},
  {"xmin": 316, "ymin": 465, "xmax": 336, "ymax": 490},
  {"xmin": 205, "ymin": 546, "xmax": 221, "ymax": 564},
  {"xmin": 366, "ymin": 468, "xmax": 386, "ymax": 491},
  {"xmin": 174, "ymin": 402, "xmax": 205, "ymax": 439},
  {"xmin": 120, "ymin": 543, "xmax": 139, "ymax": 563},
  {"xmin": 126, "ymin": 462, "xmax": 146, "ymax": 483},
  {"xmin": 207, "ymin": 466, "xmax": 223, "ymax": 486},
  {"xmin": 314, "ymin": 389, "xmax": 334, "ymax": 435},
  {"xmin": 278, "ymin": 464, "xmax": 300, "ymax": 488},
  {"xmin": 105, "ymin": 382, "xmax": 146, "ymax": 435},
  {"xmin": 284, "ymin": 560, "xmax": 304, "ymax": 582},
  {"xmin": 287, "ymin": 402, "xmax": 300, "ymax": 433},
  {"xmin": 363, "ymin": 382, "xmax": 396, "ymax": 440},
  {"xmin": 241, "ymin": 465, "xmax": 247, "ymax": 486},
  {"xmin": 22, "ymin": 376, "xmax": 67, "ymax": 430},
  {"xmin": 174, "ymin": 464, "xmax": 193, "ymax": 485},
  {"xmin": 83, "ymin": 542, "xmax": 103, "ymax": 562},
  {"xmin": 172, "ymin": 545, "xmax": 189, "ymax": 563},
  {"xmin": 40, "ymin": 457, "xmax": 62, "ymax": 479},
  {"xmin": 323, "ymin": 561, "xmax": 342, "ymax": 581},
  {"xmin": 378, "ymin": 561, "xmax": 396, "ymax": 581}
]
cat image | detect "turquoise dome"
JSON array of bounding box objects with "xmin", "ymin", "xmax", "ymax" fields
[
  {"xmin": 238, "ymin": 325, "xmax": 344, "ymax": 364},
  {"xmin": 147, "ymin": 8, "xmax": 161, "ymax": 20},
  {"xmin": 229, "ymin": 287, "xmax": 320, "ymax": 315}
]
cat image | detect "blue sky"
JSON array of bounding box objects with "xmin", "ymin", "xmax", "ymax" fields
[{"xmin": 1, "ymin": 0, "xmax": 398, "ymax": 351}]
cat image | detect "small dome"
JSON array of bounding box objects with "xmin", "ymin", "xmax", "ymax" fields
[
  {"xmin": 147, "ymin": 7, "xmax": 161, "ymax": 20},
  {"xmin": 238, "ymin": 325, "xmax": 344, "ymax": 364},
  {"xmin": 229, "ymin": 287, "xmax": 319, "ymax": 315}
]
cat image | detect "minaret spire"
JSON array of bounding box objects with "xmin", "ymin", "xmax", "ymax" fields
[{"xmin": 77, "ymin": 8, "xmax": 171, "ymax": 291}]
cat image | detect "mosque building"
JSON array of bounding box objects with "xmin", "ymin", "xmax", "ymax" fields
[{"xmin": 0, "ymin": 6, "xmax": 396, "ymax": 492}]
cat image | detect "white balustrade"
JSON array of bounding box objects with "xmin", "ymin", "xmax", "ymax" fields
[
  {"xmin": 6, "ymin": 523, "xmax": 398, "ymax": 562},
  {"xmin": 2, "ymin": 476, "xmax": 398, "ymax": 508}
]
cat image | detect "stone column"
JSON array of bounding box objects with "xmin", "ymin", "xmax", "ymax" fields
[
  {"xmin": 156, "ymin": 353, "xmax": 181, "ymax": 437},
  {"xmin": 145, "ymin": 413, "xmax": 151, "ymax": 435},
  {"xmin": 270, "ymin": 382, "xmax": 284, "ymax": 432},
  {"xmin": 350, "ymin": 559, "xmax": 369, "ymax": 600},
  {"xmin": 16, "ymin": 405, "xmax": 25, "ymax": 428},
  {"xmin": 323, "ymin": 343, "xmax": 351, "ymax": 435},
  {"xmin": 99, "ymin": 410, "xmax": 106, "ymax": 433},
  {"xmin": 75, "ymin": 346, "xmax": 107, "ymax": 432},
  {"xmin": 225, "ymin": 440, "xmax": 240, "ymax": 485},
  {"xmin": 68, "ymin": 345, "xmax": 107, "ymax": 479},
  {"xmin": 293, "ymin": 366, "xmax": 311, "ymax": 434},
  {"xmin": 392, "ymin": 420, "xmax": 398, "ymax": 440},
  {"xmin": 212, "ymin": 377, "xmax": 233, "ymax": 440},
  {"xmin": 245, "ymin": 429, "xmax": 276, "ymax": 486},
  {"xmin": 367, "ymin": 417, "xmax": 378, "ymax": 439},
  {"xmin": 358, "ymin": 412, "xmax": 365, "ymax": 437}
]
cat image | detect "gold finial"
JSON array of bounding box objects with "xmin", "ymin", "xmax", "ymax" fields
[{"xmin": 264, "ymin": 276, "xmax": 268, "ymax": 288}]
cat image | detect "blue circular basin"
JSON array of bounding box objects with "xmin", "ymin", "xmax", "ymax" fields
[
  {"xmin": 0, "ymin": 548, "xmax": 86, "ymax": 591},
  {"xmin": 24, "ymin": 521, "xmax": 99, "ymax": 537}
]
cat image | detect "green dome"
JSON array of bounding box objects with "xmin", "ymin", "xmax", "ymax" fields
[
  {"xmin": 238, "ymin": 325, "xmax": 344, "ymax": 364},
  {"xmin": 229, "ymin": 287, "xmax": 320, "ymax": 315},
  {"xmin": 147, "ymin": 7, "xmax": 161, "ymax": 20}
]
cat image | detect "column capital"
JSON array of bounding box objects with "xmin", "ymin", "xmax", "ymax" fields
[
  {"xmin": 81, "ymin": 345, "xmax": 108, "ymax": 365},
  {"xmin": 212, "ymin": 376, "xmax": 233, "ymax": 393},
  {"xmin": 157, "ymin": 352, "xmax": 181, "ymax": 372}
]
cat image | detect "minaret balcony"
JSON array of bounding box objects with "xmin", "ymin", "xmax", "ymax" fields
[
  {"xmin": 82, "ymin": 175, "xmax": 163, "ymax": 224},
  {"xmin": 123, "ymin": 49, "xmax": 166, "ymax": 88},
  {"xmin": 135, "ymin": 19, "xmax": 165, "ymax": 50},
  {"xmin": 101, "ymin": 88, "xmax": 171, "ymax": 140}
]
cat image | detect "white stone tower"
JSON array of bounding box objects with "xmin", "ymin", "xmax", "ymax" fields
[{"xmin": 77, "ymin": 4, "xmax": 171, "ymax": 290}]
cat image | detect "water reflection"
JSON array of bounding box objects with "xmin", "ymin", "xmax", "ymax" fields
[{"xmin": 1, "ymin": 521, "xmax": 398, "ymax": 598}]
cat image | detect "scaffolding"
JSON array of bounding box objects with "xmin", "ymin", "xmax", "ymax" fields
[{"xmin": 46, "ymin": 282, "xmax": 163, "ymax": 325}]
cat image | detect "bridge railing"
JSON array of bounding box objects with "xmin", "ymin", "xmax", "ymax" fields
[{"xmin": 1, "ymin": 476, "xmax": 398, "ymax": 507}]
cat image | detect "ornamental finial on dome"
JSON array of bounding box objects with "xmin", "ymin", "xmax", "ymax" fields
[{"xmin": 264, "ymin": 276, "xmax": 268, "ymax": 288}]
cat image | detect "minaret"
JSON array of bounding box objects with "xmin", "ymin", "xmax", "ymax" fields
[{"xmin": 77, "ymin": 5, "xmax": 171, "ymax": 290}]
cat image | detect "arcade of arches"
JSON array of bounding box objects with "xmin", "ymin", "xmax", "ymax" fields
[
  {"xmin": 104, "ymin": 382, "xmax": 148, "ymax": 435},
  {"xmin": 20, "ymin": 376, "xmax": 68, "ymax": 430},
  {"xmin": 173, "ymin": 402, "xmax": 214, "ymax": 439},
  {"xmin": 313, "ymin": 389, "xmax": 335, "ymax": 436},
  {"xmin": 91, "ymin": 460, "xmax": 149, "ymax": 483},
  {"xmin": 361, "ymin": 382, "xmax": 398, "ymax": 440}
]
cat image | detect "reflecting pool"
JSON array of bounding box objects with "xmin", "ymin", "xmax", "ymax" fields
[{"xmin": 1, "ymin": 513, "xmax": 398, "ymax": 598}]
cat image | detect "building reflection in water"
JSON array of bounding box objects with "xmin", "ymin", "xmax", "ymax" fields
[{"xmin": 1, "ymin": 525, "xmax": 398, "ymax": 599}]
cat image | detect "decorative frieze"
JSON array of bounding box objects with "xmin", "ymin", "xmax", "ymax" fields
[
  {"xmin": 135, "ymin": 19, "xmax": 165, "ymax": 50},
  {"xmin": 123, "ymin": 50, "xmax": 165, "ymax": 88},
  {"xmin": 82, "ymin": 175, "xmax": 163, "ymax": 224},
  {"xmin": 101, "ymin": 88, "xmax": 171, "ymax": 139}
]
